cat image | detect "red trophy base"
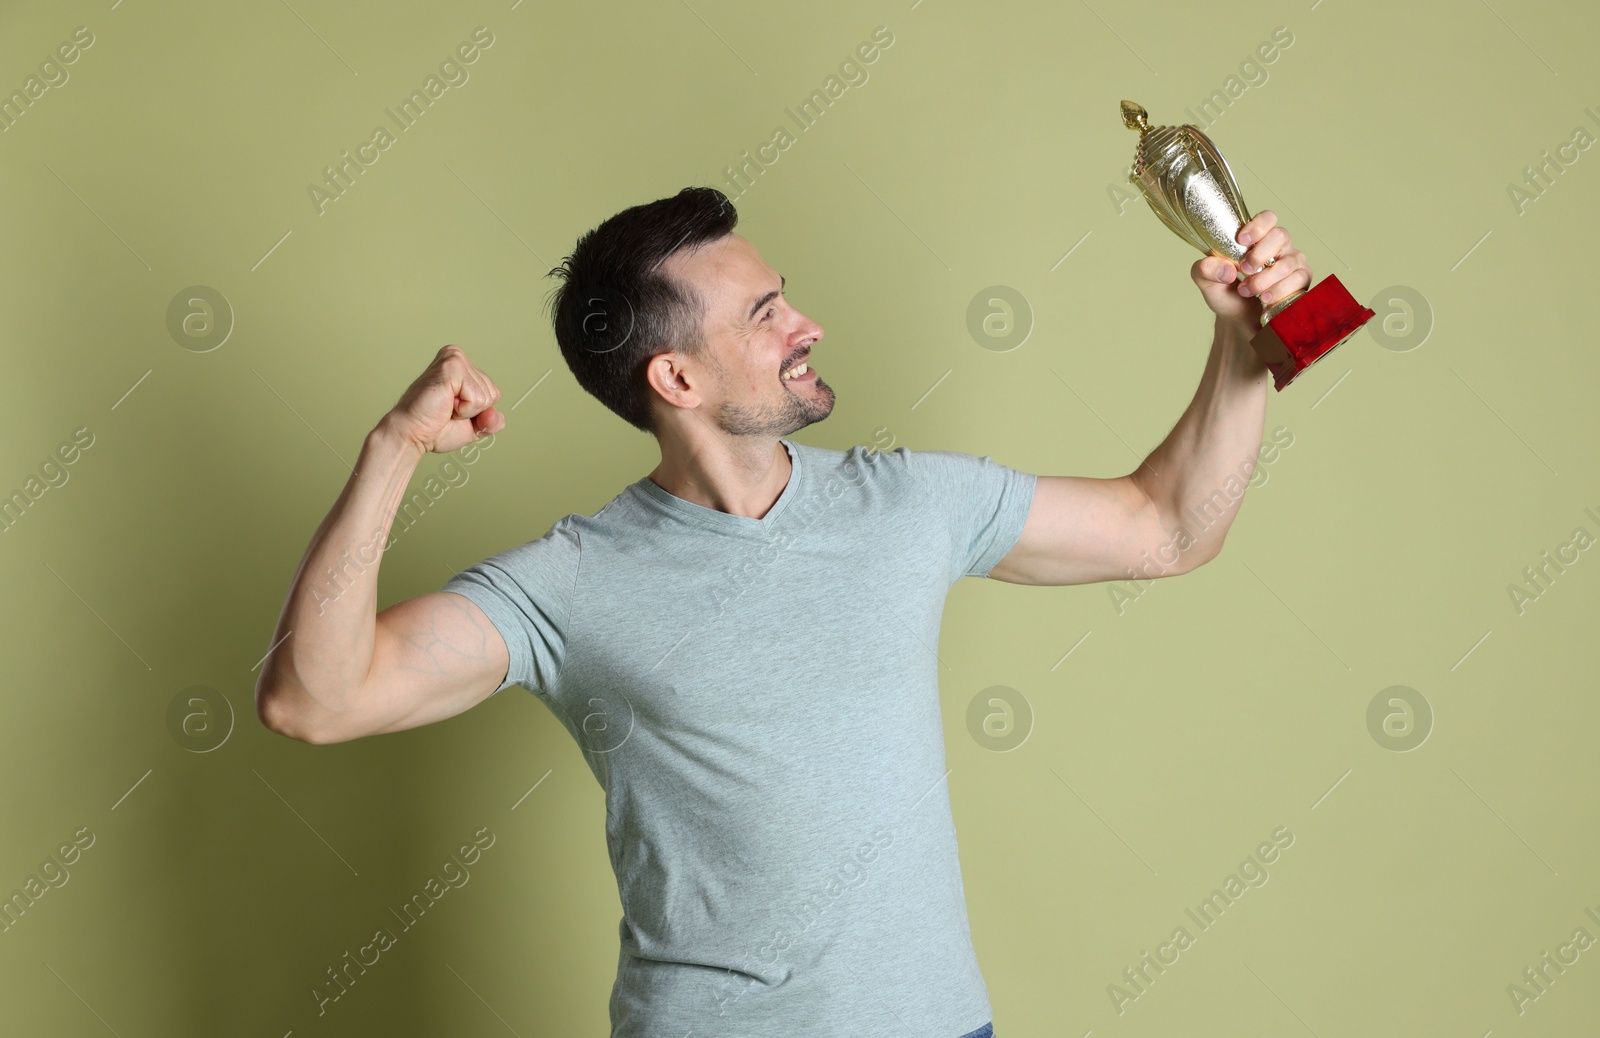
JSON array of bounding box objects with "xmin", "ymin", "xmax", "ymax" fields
[{"xmin": 1249, "ymin": 274, "xmax": 1376, "ymax": 392}]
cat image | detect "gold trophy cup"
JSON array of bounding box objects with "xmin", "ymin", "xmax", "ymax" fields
[{"xmin": 1121, "ymin": 100, "xmax": 1374, "ymax": 390}]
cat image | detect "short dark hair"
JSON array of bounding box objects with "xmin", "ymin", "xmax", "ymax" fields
[{"xmin": 545, "ymin": 187, "xmax": 738, "ymax": 433}]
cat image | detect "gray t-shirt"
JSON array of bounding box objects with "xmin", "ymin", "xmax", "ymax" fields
[{"xmin": 441, "ymin": 439, "xmax": 1036, "ymax": 1037}]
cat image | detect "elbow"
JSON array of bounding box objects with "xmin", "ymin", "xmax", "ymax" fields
[
  {"xmin": 1188, "ymin": 537, "xmax": 1225, "ymax": 571},
  {"xmin": 1176, "ymin": 533, "xmax": 1223, "ymax": 572},
  {"xmin": 1155, "ymin": 512, "xmax": 1225, "ymax": 575},
  {"xmin": 1146, "ymin": 530, "xmax": 1214, "ymax": 578},
  {"xmin": 256, "ymin": 686, "xmax": 309, "ymax": 742},
  {"xmin": 256, "ymin": 682, "xmax": 338, "ymax": 745},
  {"xmin": 1146, "ymin": 538, "xmax": 1217, "ymax": 577}
]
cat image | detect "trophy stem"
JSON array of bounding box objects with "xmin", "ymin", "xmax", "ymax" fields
[{"xmin": 1259, "ymin": 288, "xmax": 1304, "ymax": 327}]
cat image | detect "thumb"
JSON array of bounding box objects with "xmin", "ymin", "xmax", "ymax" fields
[
  {"xmin": 1193, "ymin": 255, "xmax": 1238, "ymax": 287},
  {"xmin": 470, "ymin": 405, "xmax": 505, "ymax": 437}
]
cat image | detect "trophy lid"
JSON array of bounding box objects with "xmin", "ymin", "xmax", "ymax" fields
[
  {"xmin": 1122, "ymin": 99, "xmax": 1182, "ymax": 178},
  {"xmin": 1120, "ymin": 99, "xmax": 1211, "ymax": 181},
  {"xmin": 1119, "ymin": 100, "xmax": 1151, "ymax": 134}
]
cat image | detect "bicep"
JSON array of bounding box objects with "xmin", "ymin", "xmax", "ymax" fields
[
  {"xmin": 321, "ymin": 591, "xmax": 510, "ymax": 742},
  {"xmin": 987, "ymin": 473, "xmax": 1187, "ymax": 586}
]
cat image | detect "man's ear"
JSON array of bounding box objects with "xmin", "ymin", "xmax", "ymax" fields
[{"xmin": 645, "ymin": 351, "xmax": 704, "ymax": 414}]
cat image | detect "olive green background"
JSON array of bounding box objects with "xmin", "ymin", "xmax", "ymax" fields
[{"xmin": 2, "ymin": 0, "xmax": 1596, "ymax": 1034}]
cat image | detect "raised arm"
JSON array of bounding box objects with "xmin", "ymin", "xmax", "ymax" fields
[
  {"xmin": 255, "ymin": 345, "xmax": 509, "ymax": 744},
  {"xmin": 989, "ymin": 210, "xmax": 1309, "ymax": 587}
]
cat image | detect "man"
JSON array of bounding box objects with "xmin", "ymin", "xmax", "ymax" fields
[{"xmin": 255, "ymin": 186, "xmax": 1309, "ymax": 1037}]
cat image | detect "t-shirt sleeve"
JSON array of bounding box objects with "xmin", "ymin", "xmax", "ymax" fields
[
  {"xmin": 438, "ymin": 517, "xmax": 581, "ymax": 697},
  {"xmin": 902, "ymin": 448, "xmax": 1038, "ymax": 582}
]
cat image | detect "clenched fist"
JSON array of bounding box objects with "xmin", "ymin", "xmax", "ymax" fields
[
  {"xmin": 1190, "ymin": 209, "xmax": 1312, "ymax": 328},
  {"xmin": 385, "ymin": 344, "xmax": 505, "ymax": 455}
]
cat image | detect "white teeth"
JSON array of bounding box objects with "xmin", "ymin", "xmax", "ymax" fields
[{"xmin": 783, "ymin": 362, "xmax": 808, "ymax": 380}]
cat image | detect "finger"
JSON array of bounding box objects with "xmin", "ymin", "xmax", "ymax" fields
[
  {"xmin": 1238, "ymin": 250, "xmax": 1306, "ymax": 299},
  {"xmin": 1272, "ymin": 267, "xmax": 1312, "ymax": 306},
  {"xmin": 474, "ymin": 365, "xmax": 501, "ymax": 410},
  {"xmin": 1251, "ymin": 258, "xmax": 1312, "ymax": 305},
  {"xmin": 450, "ymin": 363, "xmax": 491, "ymax": 420},
  {"xmin": 449, "ymin": 352, "xmax": 495, "ymax": 403},
  {"xmin": 1195, "ymin": 255, "xmax": 1237, "ymax": 284},
  {"xmin": 1237, "ymin": 209, "xmax": 1277, "ymax": 247},
  {"xmin": 1259, "ymin": 269, "xmax": 1311, "ymax": 306},
  {"xmin": 440, "ymin": 351, "xmax": 493, "ymax": 420},
  {"xmin": 1239, "ymin": 227, "xmax": 1291, "ymax": 274},
  {"xmin": 1235, "ymin": 249, "xmax": 1299, "ymax": 297},
  {"xmin": 459, "ymin": 379, "xmax": 495, "ymax": 420}
]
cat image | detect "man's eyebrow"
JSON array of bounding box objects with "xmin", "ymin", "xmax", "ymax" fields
[{"xmin": 746, "ymin": 275, "xmax": 785, "ymax": 321}]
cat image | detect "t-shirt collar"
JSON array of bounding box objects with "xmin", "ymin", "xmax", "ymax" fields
[{"xmin": 634, "ymin": 439, "xmax": 802, "ymax": 530}]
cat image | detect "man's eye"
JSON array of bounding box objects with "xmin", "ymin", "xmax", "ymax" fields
[{"xmin": 762, "ymin": 306, "xmax": 776, "ymax": 321}]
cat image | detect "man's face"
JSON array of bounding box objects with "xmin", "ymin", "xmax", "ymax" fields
[{"xmin": 659, "ymin": 233, "xmax": 834, "ymax": 437}]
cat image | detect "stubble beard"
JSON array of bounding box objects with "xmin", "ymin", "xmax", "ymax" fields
[{"xmin": 712, "ymin": 377, "xmax": 836, "ymax": 438}]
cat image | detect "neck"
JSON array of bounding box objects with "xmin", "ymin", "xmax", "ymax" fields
[{"xmin": 648, "ymin": 431, "xmax": 792, "ymax": 520}]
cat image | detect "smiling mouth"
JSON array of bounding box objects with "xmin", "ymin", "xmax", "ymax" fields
[{"xmin": 781, "ymin": 360, "xmax": 809, "ymax": 380}]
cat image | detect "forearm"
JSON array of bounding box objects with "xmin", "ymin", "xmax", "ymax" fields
[
  {"xmin": 256, "ymin": 414, "xmax": 425, "ymax": 724},
  {"xmin": 1129, "ymin": 316, "xmax": 1270, "ymax": 565}
]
